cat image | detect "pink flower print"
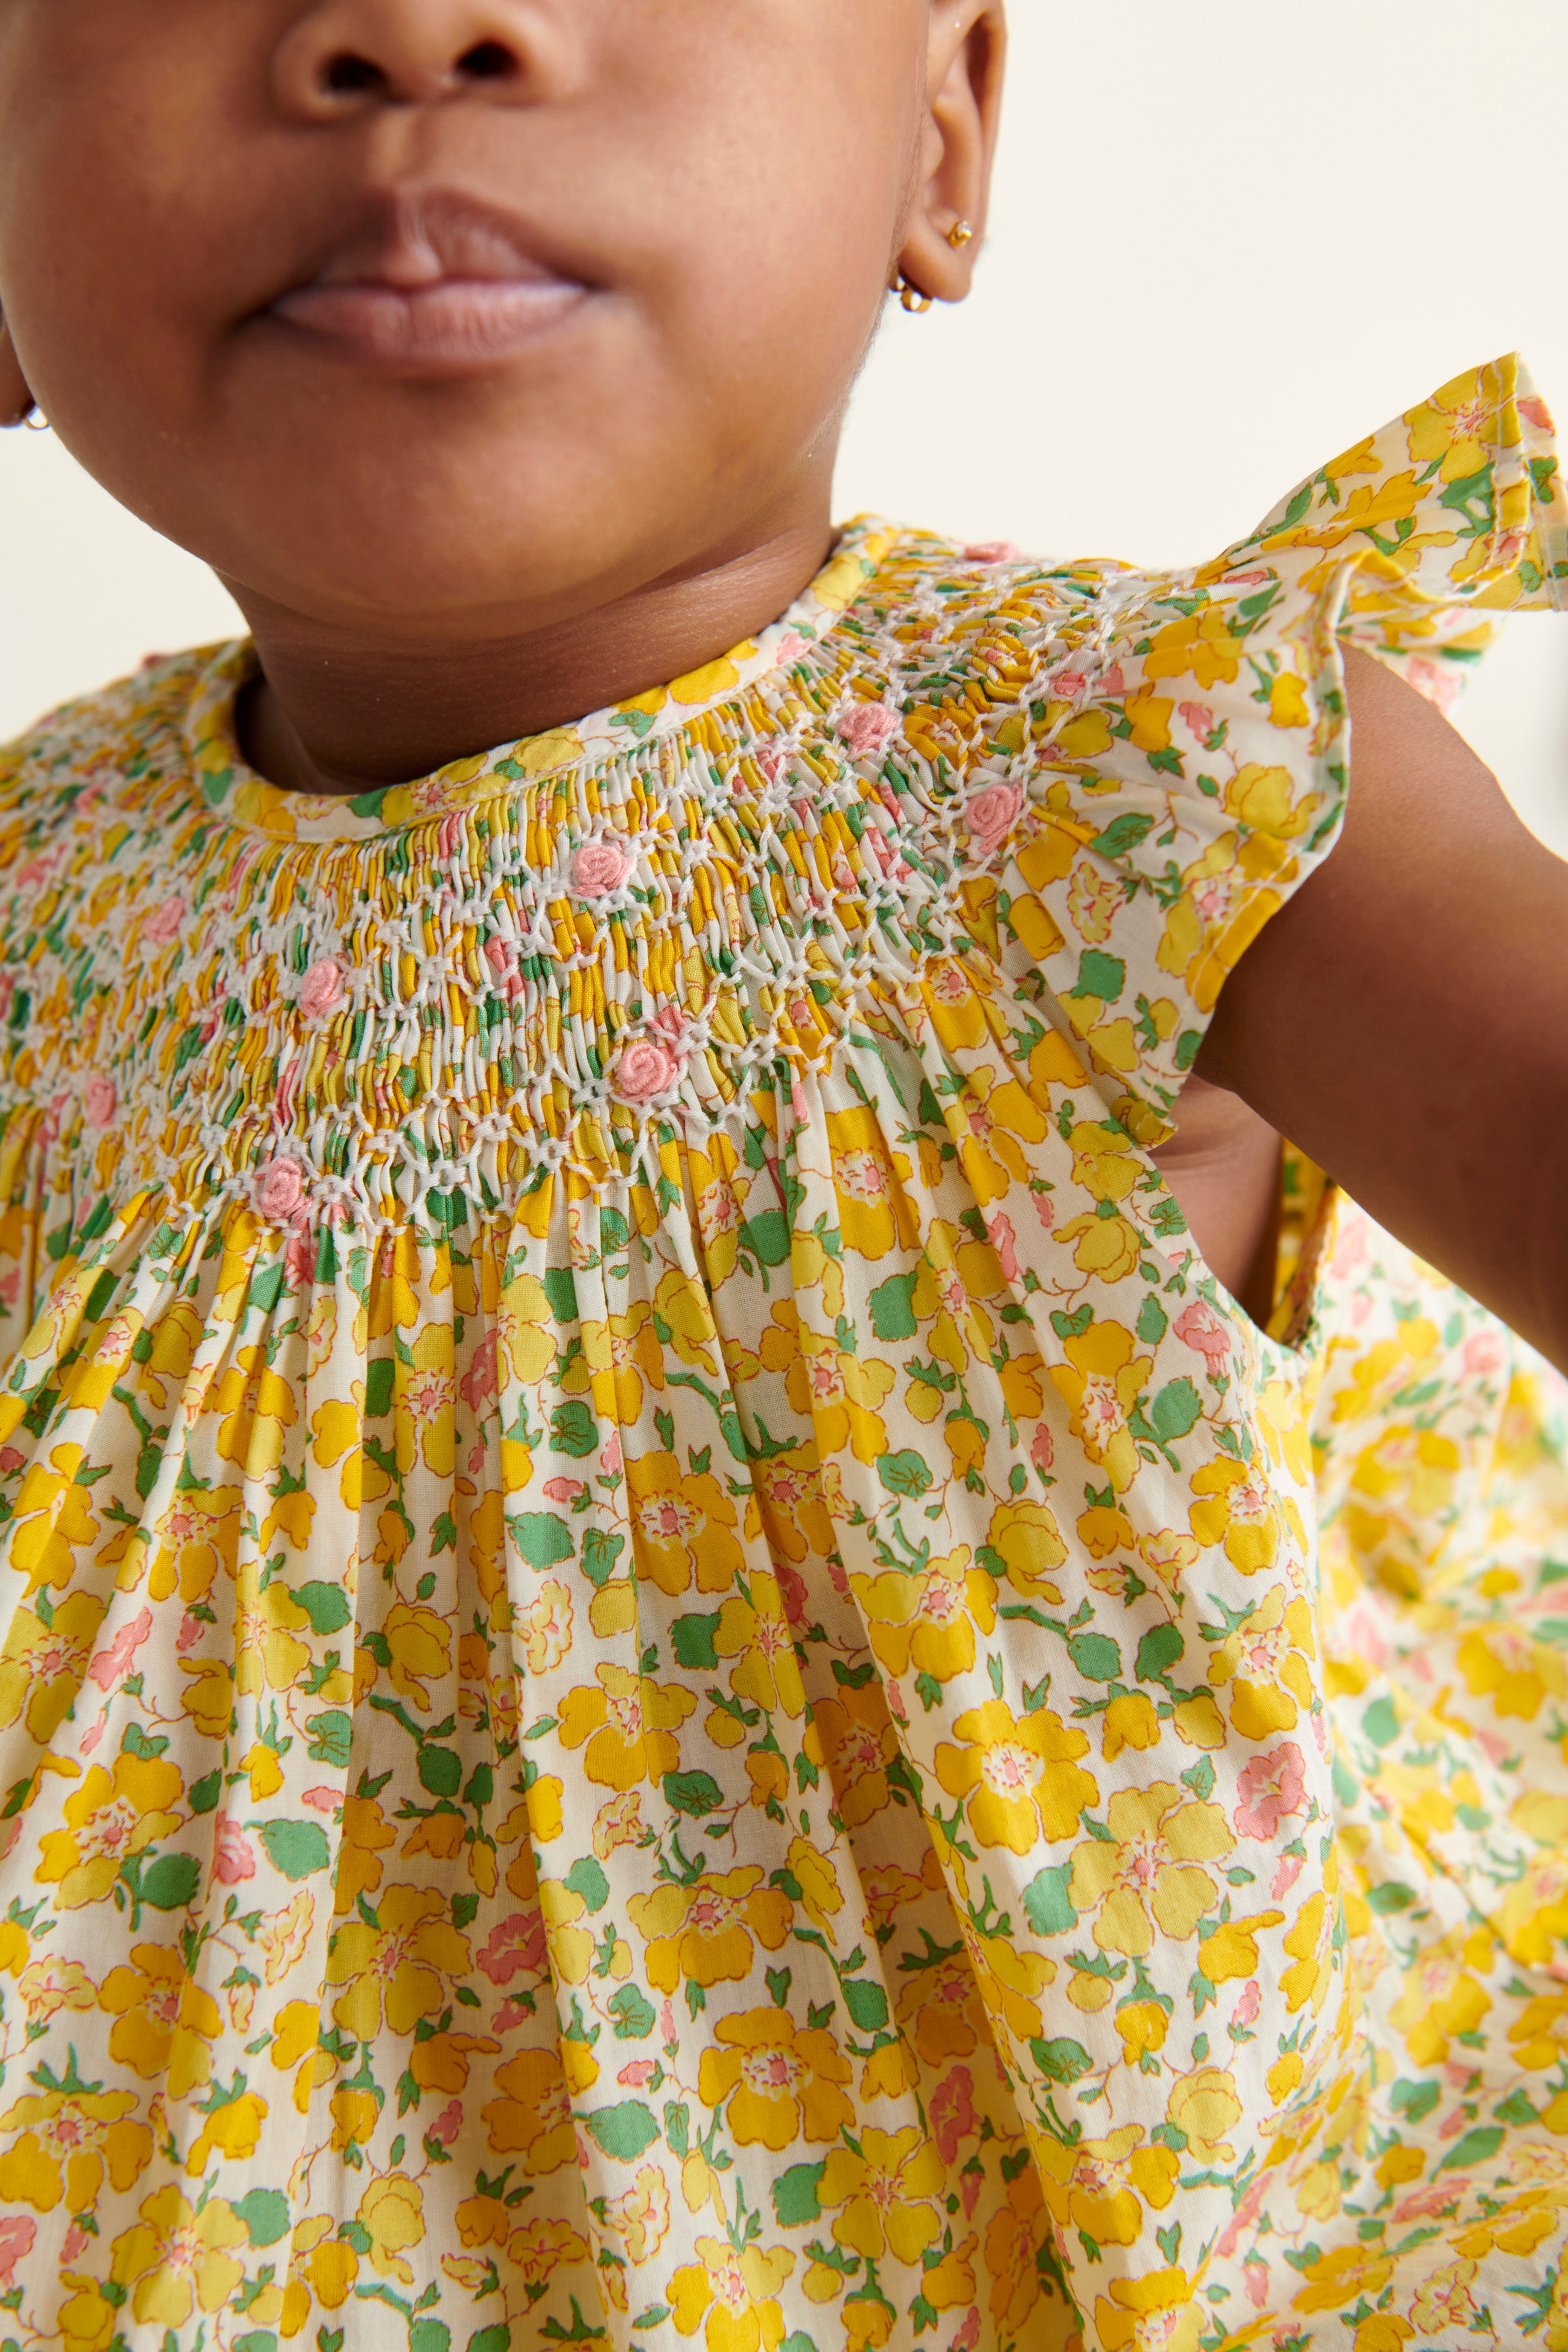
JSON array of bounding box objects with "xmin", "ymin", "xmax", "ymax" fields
[
  {"xmin": 83, "ymin": 1072, "xmax": 118, "ymax": 1129},
  {"xmin": 601, "ymin": 1430, "xmax": 623, "ymax": 1476},
  {"xmin": 1394, "ymin": 2181, "xmax": 1467, "ymax": 2225},
  {"xmin": 299, "ymin": 957, "xmax": 345, "ymax": 1020},
  {"xmin": 1179, "ymin": 701, "xmax": 1215, "ymax": 742},
  {"xmin": 459, "ymin": 1329, "xmax": 501, "ymax": 1415},
  {"xmin": 0, "ymin": 976, "xmax": 13, "ymax": 1024},
  {"xmin": 1229, "ymin": 568, "xmax": 1270, "ymax": 586},
  {"xmin": 256, "ymin": 1157, "xmax": 304, "ymax": 1220},
  {"xmin": 1462, "ymin": 1328, "xmax": 1506, "ymax": 1378},
  {"xmin": 176, "ymin": 1613, "xmax": 204, "ymax": 1653},
  {"xmin": 984, "ymin": 1212, "xmax": 1019, "ymax": 1284},
  {"xmin": 212, "ymin": 1817, "xmax": 257, "ymax": 1885},
  {"xmin": 963, "ymin": 541, "xmax": 1022, "ymax": 565},
  {"xmin": 1053, "ymin": 669, "xmax": 1088, "ymax": 703},
  {"xmin": 478, "ymin": 1913, "xmax": 546, "ymax": 1985},
  {"xmin": 1233, "ymin": 1742, "xmax": 1306, "ymax": 1841},
  {"xmin": 438, "ymin": 813, "xmax": 465, "ymax": 859},
  {"xmin": 617, "ymin": 2059, "xmax": 657, "ymax": 2089},
  {"xmin": 1522, "ymin": 392, "xmax": 1556, "ymax": 432},
  {"xmin": 931, "ymin": 2067, "xmax": 978, "ymax": 2164},
  {"xmin": 650, "ymin": 1003, "xmax": 687, "ymax": 1045},
  {"xmin": 774, "ymin": 630, "xmax": 808, "ymax": 665},
  {"xmin": 1098, "ymin": 661, "xmax": 1127, "ymax": 698},
  {"xmin": 572, "ymin": 840, "xmax": 632, "ymax": 897},
  {"xmin": 1270, "ymin": 1850, "xmax": 1304, "ymax": 1902},
  {"xmin": 0, "ymin": 2216, "xmax": 36, "ymax": 2289},
  {"xmin": 284, "ymin": 1215, "xmax": 317, "ymax": 1292},
  {"xmin": 1174, "ymin": 1298, "xmax": 1231, "ymax": 1373},
  {"xmin": 1403, "ymin": 655, "xmax": 1462, "ymax": 716},
  {"xmin": 951, "ymin": 2310, "xmax": 981, "ymax": 2352},
  {"xmin": 615, "ymin": 1036, "xmax": 680, "ymax": 1103},
  {"xmin": 1243, "ymin": 2261, "xmax": 1269, "ymax": 2310},
  {"xmin": 301, "ymin": 1786, "xmax": 340, "ymax": 1814},
  {"xmin": 1030, "ymin": 1423, "xmax": 1054, "ymax": 1475},
  {"xmin": 429, "ymin": 2100, "xmax": 464, "ymax": 2149},
  {"xmin": 86, "ymin": 1607, "xmax": 153, "ymax": 1695},
  {"xmin": 142, "ymin": 894, "xmax": 185, "ymax": 948},
  {"xmin": 966, "ymin": 780, "xmax": 1024, "ymax": 856},
  {"xmin": 1438, "ymin": 2105, "xmax": 1473, "ymax": 2141},
  {"xmin": 543, "ymin": 1476, "xmax": 586, "ymax": 1505},
  {"xmin": 1230, "ymin": 1980, "xmax": 1260, "ymax": 2030},
  {"xmin": 836, "ymin": 704, "xmax": 900, "ymax": 760},
  {"xmin": 1214, "ymin": 2171, "xmax": 1270, "ymax": 2261}
]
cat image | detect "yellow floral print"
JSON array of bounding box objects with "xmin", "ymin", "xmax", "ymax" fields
[{"xmin": 0, "ymin": 361, "xmax": 1558, "ymax": 2349}]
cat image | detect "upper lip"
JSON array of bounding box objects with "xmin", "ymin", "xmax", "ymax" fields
[{"xmin": 269, "ymin": 185, "xmax": 588, "ymax": 301}]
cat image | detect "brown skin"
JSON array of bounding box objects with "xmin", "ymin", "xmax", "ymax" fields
[{"xmin": 0, "ymin": 3, "xmax": 1565, "ymax": 1353}]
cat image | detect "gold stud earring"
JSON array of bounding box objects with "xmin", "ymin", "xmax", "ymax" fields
[
  {"xmin": 947, "ymin": 219, "xmax": 975, "ymax": 250},
  {"xmin": 894, "ymin": 273, "xmax": 934, "ymax": 315}
]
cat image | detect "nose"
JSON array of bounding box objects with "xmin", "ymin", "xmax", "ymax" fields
[{"xmin": 273, "ymin": 0, "xmax": 567, "ymax": 116}]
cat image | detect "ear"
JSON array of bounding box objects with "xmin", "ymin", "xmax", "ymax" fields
[
  {"xmin": 894, "ymin": 2, "xmax": 1007, "ymax": 307},
  {"xmin": 0, "ymin": 312, "xmax": 36, "ymax": 427}
]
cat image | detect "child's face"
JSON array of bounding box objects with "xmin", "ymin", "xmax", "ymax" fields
[{"xmin": 0, "ymin": 0, "xmax": 995, "ymax": 644}]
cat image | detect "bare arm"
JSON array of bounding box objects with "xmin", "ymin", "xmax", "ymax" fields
[{"xmin": 1196, "ymin": 642, "xmax": 1568, "ymax": 1369}]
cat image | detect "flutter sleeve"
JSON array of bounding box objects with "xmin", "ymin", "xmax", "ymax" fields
[{"xmin": 994, "ymin": 352, "xmax": 1567, "ymax": 1145}]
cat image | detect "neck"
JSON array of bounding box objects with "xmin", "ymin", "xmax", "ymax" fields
[{"xmin": 226, "ymin": 507, "xmax": 838, "ymax": 797}]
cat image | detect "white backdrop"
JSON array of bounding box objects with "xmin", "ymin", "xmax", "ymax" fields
[{"xmin": 3, "ymin": 0, "xmax": 1566, "ymax": 844}]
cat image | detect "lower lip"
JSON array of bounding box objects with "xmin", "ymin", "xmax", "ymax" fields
[{"xmin": 269, "ymin": 278, "xmax": 588, "ymax": 366}]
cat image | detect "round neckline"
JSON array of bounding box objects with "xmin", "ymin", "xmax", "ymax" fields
[{"xmin": 178, "ymin": 517, "xmax": 905, "ymax": 847}]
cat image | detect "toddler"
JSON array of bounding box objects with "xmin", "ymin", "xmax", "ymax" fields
[{"xmin": 0, "ymin": 5, "xmax": 1565, "ymax": 2350}]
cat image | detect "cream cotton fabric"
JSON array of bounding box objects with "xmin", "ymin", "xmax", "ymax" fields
[{"xmin": 0, "ymin": 359, "xmax": 1560, "ymax": 2352}]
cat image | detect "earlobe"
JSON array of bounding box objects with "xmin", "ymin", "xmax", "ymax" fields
[
  {"xmin": 0, "ymin": 313, "xmax": 37, "ymax": 429},
  {"xmin": 891, "ymin": 2, "xmax": 1006, "ymax": 310}
]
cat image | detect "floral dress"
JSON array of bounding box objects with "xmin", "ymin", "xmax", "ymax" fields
[{"xmin": 0, "ymin": 354, "xmax": 1561, "ymax": 2352}]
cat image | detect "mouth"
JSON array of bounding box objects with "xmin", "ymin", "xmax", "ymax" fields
[{"xmin": 265, "ymin": 188, "xmax": 591, "ymax": 369}]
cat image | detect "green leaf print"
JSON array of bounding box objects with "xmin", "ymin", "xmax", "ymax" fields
[
  {"xmin": 1029, "ymin": 2036, "xmax": 1094, "ymax": 2087},
  {"xmin": 868, "ymin": 1272, "xmax": 920, "ymax": 1342},
  {"xmin": 1072, "ymin": 949, "xmax": 1126, "ymax": 1003},
  {"xmin": 742, "ymin": 1209, "xmax": 791, "ymax": 1267},
  {"xmin": 293, "ymin": 1581, "xmax": 352, "ymax": 1636},
  {"xmin": 259, "ymin": 1820, "xmax": 331, "ymax": 1881},
  {"xmin": 608, "ymin": 1986, "xmax": 657, "ymax": 2041},
  {"xmin": 467, "ymin": 2328, "xmax": 512, "ymax": 2352},
  {"xmin": 511, "ymin": 1512, "xmax": 575, "ymax": 1568},
  {"xmin": 1437, "ymin": 2126, "xmax": 1505, "ymax": 2175},
  {"xmin": 581, "ymin": 1529, "xmax": 625, "ymax": 1587},
  {"xmin": 232, "ymin": 2188, "xmax": 291, "ymax": 2246},
  {"xmin": 671, "ymin": 1613, "xmax": 721, "ymax": 1671},
  {"xmin": 138, "ymin": 1852, "xmax": 202, "ymax": 1911},
  {"xmin": 418, "ymin": 1748, "xmax": 464, "ymax": 1799},
  {"xmin": 1149, "ymin": 1379, "xmax": 1203, "ymax": 1445},
  {"xmin": 305, "ymin": 1710, "xmax": 352, "ymax": 1769},
  {"xmin": 564, "ymin": 1856, "xmax": 611, "ymax": 1913},
  {"xmin": 1022, "ymin": 1866, "xmax": 1077, "ymax": 1937},
  {"xmin": 771, "ymin": 2161, "xmax": 824, "ymax": 2227},
  {"xmin": 549, "ymin": 1401, "xmax": 598, "ymax": 1459},
  {"xmin": 582, "ymin": 2101, "xmax": 661, "ymax": 2161},
  {"xmin": 663, "ymin": 1770, "xmax": 724, "ymax": 1819},
  {"xmin": 876, "ymin": 1450, "xmax": 932, "ymax": 1500},
  {"xmin": 1088, "ymin": 812, "xmax": 1155, "ymax": 862},
  {"xmin": 1135, "ymin": 1624, "xmax": 1185, "ymax": 1683}
]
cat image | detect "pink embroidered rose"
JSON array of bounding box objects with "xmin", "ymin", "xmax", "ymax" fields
[
  {"xmin": 143, "ymin": 894, "xmax": 185, "ymax": 947},
  {"xmin": 836, "ymin": 704, "xmax": 900, "ymax": 760},
  {"xmin": 1232, "ymin": 1742, "xmax": 1306, "ymax": 1841},
  {"xmin": 615, "ymin": 1037, "xmax": 680, "ymax": 1103},
  {"xmin": 257, "ymin": 1157, "xmax": 304, "ymax": 1220},
  {"xmin": 572, "ymin": 841, "xmax": 632, "ymax": 897},
  {"xmin": 966, "ymin": 780, "xmax": 1024, "ymax": 856},
  {"xmin": 83, "ymin": 1072, "xmax": 117, "ymax": 1128},
  {"xmin": 299, "ymin": 957, "xmax": 344, "ymax": 1020},
  {"xmin": 964, "ymin": 541, "xmax": 1022, "ymax": 564},
  {"xmin": 1174, "ymin": 1298, "xmax": 1231, "ymax": 1372}
]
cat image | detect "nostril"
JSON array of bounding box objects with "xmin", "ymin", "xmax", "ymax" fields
[
  {"xmin": 456, "ymin": 40, "xmax": 518, "ymax": 81},
  {"xmin": 322, "ymin": 52, "xmax": 389, "ymax": 97}
]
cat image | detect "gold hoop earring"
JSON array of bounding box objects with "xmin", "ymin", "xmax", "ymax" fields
[
  {"xmin": 894, "ymin": 274, "xmax": 933, "ymax": 315},
  {"xmin": 22, "ymin": 409, "xmax": 49, "ymax": 433},
  {"xmin": 947, "ymin": 219, "xmax": 975, "ymax": 250}
]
